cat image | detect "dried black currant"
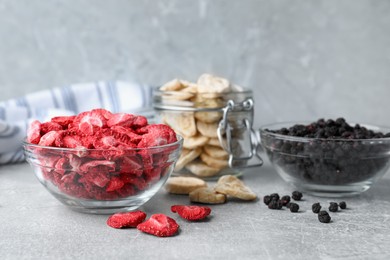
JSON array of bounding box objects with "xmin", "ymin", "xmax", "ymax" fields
[
  {"xmin": 318, "ymin": 211, "xmax": 331, "ymax": 223},
  {"xmin": 329, "ymin": 202, "xmax": 339, "ymax": 212},
  {"xmin": 312, "ymin": 203, "xmax": 321, "ymax": 213},
  {"xmin": 270, "ymin": 193, "xmax": 280, "ymax": 201},
  {"xmin": 292, "ymin": 191, "xmax": 303, "ymax": 201},
  {"xmin": 268, "ymin": 200, "xmax": 283, "ymax": 210},
  {"xmin": 289, "ymin": 203, "xmax": 299, "ymax": 213},
  {"xmin": 263, "ymin": 195, "xmax": 272, "ymax": 205},
  {"xmin": 339, "ymin": 201, "xmax": 347, "ymax": 209},
  {"xmin": 281, "ymin": 195, "xmax": 291, "ymax": 206}
]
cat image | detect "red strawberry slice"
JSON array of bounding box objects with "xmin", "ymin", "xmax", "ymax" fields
[
  {"xmin": 51, "ymin": 115, "xmax": 76, "ymax": 127},
  {"xmin": 79, "ymin": 160, "xmax": 116, "ymax": 173},
  {"xmin": 137, "ymin": 214, "xmax": 179, "ymax": 237},
  {"xmin": 38, "ymin": 131, "xmax": 63, "ymax": 146},
  {"xmin": 40, "ymin": 122, "xmax": 63, "ymax": 134},
  {"xmin": 107, "ymin": 210, "xmax": 147, "ymax": 229},
  {"xmin": 137, "ymin": 124, "xmax": 177, "ymax": 148},
  {"xmin": 27, "ymin": 120, "xmax": 41, "ymax": 144},
  {"xmin": 106, "ymin": 177, "xmax": 125, "ymax": 192},
  {"xmin": 171, "ymin": 205, "xmax": 211, "ymax": 221},
  {"xmin": 62, "ymin": 135, "xmax": 83, "ymax": 148},
  {"xmin": 132, "ymin": 115, "xmax": 148, "ymax": 129},
  {"xmin": 107, "ymin": 113, "xmax": 136, "ymax": 127}
]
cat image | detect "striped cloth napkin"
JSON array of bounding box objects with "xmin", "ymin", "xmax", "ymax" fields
[{"xmin": 0, "ymin": 81, "xmax": 152, "ymax": 164}]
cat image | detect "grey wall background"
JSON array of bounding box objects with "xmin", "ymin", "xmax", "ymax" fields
[{"xmin": 0, "ymin": 0, "xmax": 389, "ymax": 128}]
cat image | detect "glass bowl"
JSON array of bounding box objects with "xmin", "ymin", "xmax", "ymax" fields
[
  {"xmin": 23, "ymin": 136, "xmax": 183, "ymax": 214},
  {"xmin": 260, "ymin": 122, "xmax": 390, "ymax": 197}
]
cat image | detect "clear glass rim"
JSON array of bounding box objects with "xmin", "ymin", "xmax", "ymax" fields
[
  {"xmin": 259, "ymin": 121, "xmax": 390, "ymax": 143},
  {"xmin": 23, "ymin": 134, "xmax": 183, "ymax": 152}
]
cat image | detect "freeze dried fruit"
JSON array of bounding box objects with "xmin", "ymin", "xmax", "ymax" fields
[
  {"xmin": 268, "ymin": 200, "xmax": 283, "ymax": 210},
  {"xmin": 165, "ymin": 176, "xmax": 207, "ymax": 195},
  {"xmin": 329, "ymin": 202, "xmax": 339, "ymax": 212},
  {"xmin": 280, "ymin": 195, "xmax": 291, "ymax": 206},
  {"xmin": 26, "ymin": 108, "xmax": 180, "ymax": 201},
  {"xmin": 318, "ymin": 211, "xmax": 331, "ymax": 223},
  {"xmin": 263, "ymin": 195, "xmax": 272, "ymax": 205},
  {"xmin": 107, "ymin": 211, "xmax": 147, "ymax": 229},
  {"xmin": 189, "ymin": 187, "xmax": 226, "ymax": 204},
  {"xmin": 292, "ymin": 191, "xmax": 303, "ymax": 201},
  {"xmin": 339, "ymin": 201, "xmax": 347, "ymax": 209},
  {"xmin": 289, "ymin": 203, "xmax": 299, "ymax": 213},
  {"xmin": 171, "ymin": 205, "xmax": 211, "ymax": 221},
  {"xmin": 312, "ymin": 203, "xmax": 322, "ymax": 213},
  {"xmin": 214, "ymin": 175, "xmax": 257, "ymax": 201},
  {"xmin": 262, "ymin": 118, "xmax": 390, "ymax": 185},
  {"xmin": 137, "ymin": 214, "xmax": 179, "ymax": 237}
]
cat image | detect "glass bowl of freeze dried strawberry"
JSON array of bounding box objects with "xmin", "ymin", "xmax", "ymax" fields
[
  {"xmin": 23, "ymin": 109, "xmax": 183, "ymax": 214},
  {"xmin": 260, "ymin": 118, "xmax": 390, "ymax": 197}
]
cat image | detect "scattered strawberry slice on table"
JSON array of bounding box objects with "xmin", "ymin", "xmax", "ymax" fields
[
  {"xmin": 107, "ymin": 211, "xmax": 147, "ymax": 229},
  {"xmin": 137, "ymin": 213, "xmax": 179, "ymax": 237},
  {"xmin": 171, "ymin": 205, "xmax": 211, "ymax": 221}
]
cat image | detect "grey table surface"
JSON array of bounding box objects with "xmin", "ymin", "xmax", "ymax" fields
[{"xmin": 1, "ymin": 159, "xmax": 390, "ymax": 260}]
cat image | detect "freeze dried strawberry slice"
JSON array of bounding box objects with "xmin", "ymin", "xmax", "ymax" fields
[
  {"xmin": 51, "ymin": 115, "xmax": 76, "ymax": 127},
  {"xmin": 107, "ymin": 211, "xmax": 147, "ymax": 229},
  {"xmin": 137, "ymin": 214, "xmax": 179, "ymax": 237},
  {"xmin": 73, "ymin": 109, "xmax": 111, "ymax": 135},
  {"xmin": 107, "ymin": 113, "xmax": 136, "ymax": 127},
  {"xmin": 116, "ymin": 183, "xmax": 136, "ymax": 197},
  {"xmin": 122, "ymin": 176, "xmax": 147, "ymax": 191},
  {"xmin": 133, "ymin": 115, "xmax": 148, "ymax": 129},
  {"xmin": 106, "ymin": 177, "xmax": 125, "ymax": 192},
  {"xmin": 143, "ymin": 168, "xmax": 161, "ymax": 183},
  {"xmin": 110, "ymin": 126, "xmax": 142, "ymax": 145},
  {"xmin": 171, "ymin": 205, "xmax": 211, "ymax": 221},
  {"xmin": 27, "ymin": 120, "xmax": 41, "ymax": 144},
  {"xmin": 79, "ymin": 171, "xmax": 111, "ymax": 188},
  {"xmin": 62, "ymin": 135, "xmax": 83, "ymax": 148},
  {"xmin": 118, "ymin": 155, "xmax": 142, "ymax": 174},
  {"xmin": 40, "ymin": 122, "xmax": 63, "ymax": 134},
  {"xmin": 54, "ymin": 157, "xmax": 69, "ymax": 175},
  {"xmin": 137, "ymin": 124, "xmax": 177, "ymax": 148},
  {"xmin": 79, "ymin": 160, "xmax": 116, "ymax": 173},
  {"xmin": 39, "ymin": 131, "xmax": 63, "ymax": 146}
]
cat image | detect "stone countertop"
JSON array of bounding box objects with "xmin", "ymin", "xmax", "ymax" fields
[{"xmin": 1, "ymin": 161, "xmax": 390, "ymax": 260}]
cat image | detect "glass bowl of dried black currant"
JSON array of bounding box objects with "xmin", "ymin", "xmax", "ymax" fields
[{"xmin": 260, "ymin": 118, "xmax": 390, "ymax": 197}]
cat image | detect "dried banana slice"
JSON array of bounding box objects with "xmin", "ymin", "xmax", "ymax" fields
[
  {"xmin": 163, "ymin": 112, "xmax": 197, "ymax": 137},
  {"xmin": 203, "ymin": 145, "xmax": 229, "ymax": 159},
  {"xmin": 200, "ymin": 152, "xmax": 228, "ymax": 169},
  {"xmin": 160, "ymin": 79, "xmax": 185, "ymax": 91},
  {"xmin": 214, "ymin": 175, "xmax": 257, "ymax": 201},
  {"xmin": 208, "ymin": 138, "xmax": 222, "ymax": 147},
  {"xmin": 182, "ymin": 135, "xmax": 209, "ymax": 149},
  {"xmin": 165, "ymin": 176, "xmax": 207, "ymax": 195},
  {"xmin": 189, "ymin": 187, "xmax": 226, "ymax": 204},
  {"xmin": 196, "ymin": 121, "xmax": 219, "ymax": 138},
  {"xmin": 197, "ymin": 73, "xmax": 231, "ymax": 93},
  {"xmin": 185, "ymin": 161, "xmax": 220, "ymax": 177},
  {"xmin": 175, "ymin": 147, "xmax": 202, "ymax": 171}
]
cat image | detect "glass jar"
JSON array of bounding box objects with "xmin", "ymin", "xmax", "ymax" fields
[{"xmin": 153, "ymin": 87, "xmax": 262, "ymax": 179}]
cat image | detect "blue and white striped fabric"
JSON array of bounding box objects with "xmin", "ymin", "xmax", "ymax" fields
[{"xmin": 0, "ymin": 81, "xmax": 152, "ymax": 165}]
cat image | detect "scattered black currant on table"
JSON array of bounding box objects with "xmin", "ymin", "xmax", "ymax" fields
[
  {"xmin": 339, "ymin": 201, "xmax": 347, "ymax": 209},
  {"xmin": 289, "ymin": 203, "xmax": 299, "ymax": 213},
  {"xmin": 312, "ymin": 202, "xmax": 321, "ymax": 213},
  {"xmin": 318, "ymin": 211, "xmax": 331, "ymax": 223},
  {"xmin": 262, "ymin": 118, "xmax": 390, "ymax": 185},
  {"xmin": 281, "ymin": 195, "xmax": 291, "ymax": 206},
  {"xmin": 292, "ymin": 191, "xmax": 303, "ymax": 201},
  {"xmin": 329, "ymin": 202, "xmax": 339, "ymax": 212},
  {"xmin": 268, "ymin": 199, "xmax": 283, "ymax": 210}
]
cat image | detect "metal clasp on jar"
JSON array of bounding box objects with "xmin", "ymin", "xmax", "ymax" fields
[{"xmin": 217, "ymin": 98, "xmax": 263, "ymax": 168}]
